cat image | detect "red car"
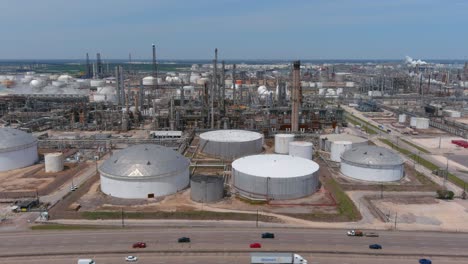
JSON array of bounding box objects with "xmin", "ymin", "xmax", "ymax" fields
[
  {"xmin": 250, "ymin": 243, "xmax": 262, "ymax": 248},
  {"xmin": 132, "ymin": 242, "xmax": 146, "ymax": 248}
]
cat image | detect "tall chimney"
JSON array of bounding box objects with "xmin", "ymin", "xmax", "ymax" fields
[{"xmin": 291, "ymin": 60, "xmax": 301, "ymax": 132}]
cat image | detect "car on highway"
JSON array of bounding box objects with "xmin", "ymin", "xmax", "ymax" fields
[
  {"xmin": 125, "ymin": 255, "xmax": 138, "ymax": 262},
  {"xmin": 365, "ymin": 232, "xmax": 379, "ymax": 237},
  {"xmin": 369, "ymin": 244, "xmax": 382, "ymax": 249},
  {"xmin": 132, "ymin": 242, "xmax": 146, "ymax": 248},
  {"xmin": 250, "ymin": 243, "xmax": 262, "ymax": 248},
  {"xmin": 70, "ymin": 185, "xmax": 78, "ymax": 191},
  {"xmin": 261, "ymin": 232, "xmax": 275, "ymax": 239},
  {"xmin": 347, "ymin": 229, "xmax": 363, "ymax": 236},
  {"xmin": 178, "ymin": 237, "xmax": 191, "ymax": 243},
  {"xmin": 419, "ymin": 259, "xmax": 432, "ymax": 264}
]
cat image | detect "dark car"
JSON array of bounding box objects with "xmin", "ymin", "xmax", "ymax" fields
[
  {"xmin": 365, "ymin": 232, "xmax": 379, "ymax": 237},
  {"xmin": 132, "ymin": 242, "xmax": 146, "ymax": 248},
  {"xmin": 178, "ymin": 237, "xmax": 191, "ymax": 243},
  {"xmin": 419, "ymin": 259, "xmax": 432, "ymax": 264},
  {"xmin": 369, "ymin": 244, "xmax": 382, "ymax": 249},
  {"xmin": 261, "ymin": 232, "xmax": 275, "ymax": 239},
  {"xmin": 250, "ymin": 243, "xmax": 262, "ymax": 248}
]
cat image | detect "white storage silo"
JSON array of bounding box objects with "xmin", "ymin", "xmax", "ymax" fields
[
  {"xmin": 341, "ymin": 146, "xmax": 404, "ymax": 182},
  {"xmin": 45, "ymin": 153, "xmax": 64, "ymax": 172},
  {"xmin": 232, "ymin": 154, "xmax": 320, "ymax": 200},
  {"xmin": 410, "ymin": 117, "xmax": 417, "ymax": 127},
  {"xmin": 275, "ymin": 134, "xmax": 295, "ymax": 154},
  {"xmin": 330, "ymin": 141, "xmax": 353, "ymax": 162},
  {"xmin": 90, "ymin": 79, "xmax": 105, "ymax": 87},
  {"xmin": 99, "ymin": 144, "xmax": 190, "ymax": 199},
  {"xmin": 319, "ymin": 134, "xmax": 368, "ymax": 152},
  {"xmin": 289, "ymin": 141, "xmax": 313, "ymax": 160},
  {"xmin": 415, "ymin": 118, "xmax": 429, "ymax": 129},
  {"xmin": 398, "ymin": 114, "xmax": 406, "ymax": 123},
  {"xmin": 142, "ymin": 76, "xmax": 157, "ymax": 86},
  {"xmin": 199, "ymin": 130, "xmax": 264, "ymax": 160},
  {"xmin": 0, "ymin": 128, "xmax": 38, "ymax": 171}
]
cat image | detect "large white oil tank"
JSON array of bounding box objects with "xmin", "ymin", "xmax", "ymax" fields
[
  {"xmin": 232, "ymin": 154, "xmax": 320, "ymax": 200},
  {"xmin": 415, "ymin": 118, "xmax": 429, "ymax": 129},
  {"xmin": 288, "ymin": 141, "xmax": 313, "ymax": 160},
  {"xmin": 57, "ymin": 75, "xmax": 73, "ymax": 83},
  {"xmin": 0, "ymin": 128, "xmax": 38, "ymax": 172},
  {"xmin": 275, "ymin": 134, "xmax": 295, "ymax": 154},
  {"xmin": 90, "ymin": 79, "xmax": 105, "ymax": 87},
  {"xmin": 410, "ymin": 117, "xmax": 417, "ymax": 127},
  {"xmin": 398, "ymin": 114, "xmax": 407, "ymax": 123},
  {"xmin": 199, "ymin": 130, "xmax": 264, "ymax": 160},
  {"xmin": 330, "ymin": 140, "xmax": 352, "ymax": 162},
  {"xmin": 142, "ymin": 76, "xmax": 156, "ymax": 86},
  {"xmin": 45, "ymin": 152, "xmax": 64, "ymax": 172},
  {"xmin": 341, "ymin": 146, "xmax": 404, "ymax": 182}
]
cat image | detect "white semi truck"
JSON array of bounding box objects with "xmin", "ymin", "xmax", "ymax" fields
[
  {"xmin": 250, "ymin": 253, "xmax": 308, "ymax": 264},
  {"xmin": 77, "ymin": 259, "xmax": 95, "ymax": 264}
]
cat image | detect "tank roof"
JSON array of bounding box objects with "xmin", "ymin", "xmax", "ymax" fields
[
  {"xmin": 341, "ymin": 145, "xmax": 404, "ymax": 166},
  {"xmin": 200, "ymin": 130, "xmax": 263, "ymax": 143},
  {"xmin": 232, "ymin": 154, "xmax": 319, "ymax": 178},
  {"xmin": 0, "ymin": 128, "xmax": 37, "ymax": 151},
  {"xmin": 99, "ymin": 144, "xmax": 189, "ymax": 178}
]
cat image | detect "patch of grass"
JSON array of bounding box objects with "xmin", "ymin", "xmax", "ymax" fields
[
  {"xmin": 414, "ymin": 172, "xmax": 435, "ymax": 185},
  {"xmin": 378, "ymin": 138, "xmax": 466, "ymax": 188},
  {"xmin": 323, "ymin": 176, "xmax": 361, "ymax": 221},
  {"xmin": 345, "ymin": 114, "xmax": 379, "ymax": 135},
  {"xmin": 401, "ymin": 138, "xmax": 430, "ymax": 154},
  {"xmin": 31, "ymin": 224, "xmax": 117, "ymax": 230},
  {"xmin": 82, "ymin": 210, "xmax": 277, "ymax": 222}
]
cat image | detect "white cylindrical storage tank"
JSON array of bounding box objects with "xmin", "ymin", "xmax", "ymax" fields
[
  {"xmin": 340, "ymin": 146, "xmax": 404, "ymax": 182},
  {"xmin": 410, "ymin": 117, "xmax": 417, "ymax": 127},
  {"xmin": 30, "ymin": 79, "xmax": 45, "ymax": 88},
  {"xmin": 232, "ymin": 154, "xmax": 320, "ymax": 200},
  {"xmin": 44, "ymin": 153, "xmax": 64, "ymax": 172},
  {"xmin": 398, "ymin": 114, "xmax": 406, "ymax": 123},
  {"xmin": 90, "ymin": 79, "xmax": 105, "ymax": 87},
  {"xmin": 199, "ymin": 130, "xmax": 263, "ymax": 160},
  {"xmin": 319, "ymin": 134, "xmax": 368, "ymax": 152},
  {"xmin": 0, "ymin": 128, "xmax": 38, "ymax": 171},
  {"xmin": 190, "ymin": 175, "xmax": 224, "ymax": 203},
  {"xmin": 275, "ymin": 134, "xmax": 295, "ymax": 154},
  {"xmin": 52, "ymin": 81, "xmax": 66, "ymax": 87},
  {"xmin": 330, "ymin": 140, "xmax": 352, "ymax": 162},
  {"xmin": 142, "ymin": 76, "xmax": 157, "ymax": 86},
  {"xmin": 415, "ymin": 118, "xmax": 429, "ymax": 129},
  {"xmin": 288, "ymin": 141, "xmax": 313, "ymax": 160},
  {"xmin": 99, "ymin": 144, "xmax": 190, "ymax": 199}
]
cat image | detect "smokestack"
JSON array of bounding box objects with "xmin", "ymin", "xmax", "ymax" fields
[
  {"xmin": 96, "ymin": 53, "xmax": 102, "ymax": 78},
  {"xmin": 86, "ymin": 53, "xmax": 92, "ymax": 78},
  {"xmin": 291, "ymin": 60, "xmax": 301, "ymax": 132},
  {"xmin": 232, "ymin": 64, "xmax": 237, "ymax": 104},
  {"xmin": 221, "ymin": 60, "xmax": 225, "ymax": 115},
  {"xmin": 115, "ymin": 66, "xmax": 121, "ymax": 105},
  {"xmin": 152, "ymin": 44, "xmax": 157, "ymax": 79}
]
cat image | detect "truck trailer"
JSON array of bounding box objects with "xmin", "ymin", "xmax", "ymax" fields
[
  {"xmin": 77, "ymin": 259, "xmax": 95, "ymax": 264},
  {"xmin": 250, "ymin": 252, "xmax": 307, "ymax": 264}
]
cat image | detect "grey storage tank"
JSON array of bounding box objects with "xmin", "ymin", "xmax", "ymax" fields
[
  {"xmin": 199, "ymin": 129, "xmax": 264, "ymax": 160},
  {"xmin": 190, "ymin": 175, "xmax": 224, "ymax": 203}
]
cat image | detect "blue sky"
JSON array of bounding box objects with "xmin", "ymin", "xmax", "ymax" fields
[{"xmin": 1, "ymin": 0, "xmax": 467, "ymax": 60}]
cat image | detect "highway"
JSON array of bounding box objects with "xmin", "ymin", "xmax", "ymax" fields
[
  {"xmin": 0, "ymin": 228, "xmax": 466, "ymax": 261},
  {"xmin": 0, "ymin": 253, "xmax": 464, "ymax": 264}
]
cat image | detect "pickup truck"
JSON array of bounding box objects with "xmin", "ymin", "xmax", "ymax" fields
[{"xmin": 347, "ymin": 230, "xmax": 363, "ymax": 236}]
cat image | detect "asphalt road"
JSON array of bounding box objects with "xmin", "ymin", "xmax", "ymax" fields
[
  {"xmin": 0, "ymin": 228, "xmax": 466, "ymax": 259},
  {"xmin": 0, "ymin": 253, "xmax": 463, "ymax": 264}
]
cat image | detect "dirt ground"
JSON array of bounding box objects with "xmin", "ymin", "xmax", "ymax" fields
[
  {"xmin": 77, "ymin": 181, "xmax": 338, "ymax": 216},
  {"xmin": 0, "ymin": 162, "xmax": 86, "ymax": 199},
  {"xmin": 372, "ymin": 196, "xmax": 468, "ymax": 230},
  {"xmin": 411, "ymin": 136, "xmax": 468, "ymax": 151}
]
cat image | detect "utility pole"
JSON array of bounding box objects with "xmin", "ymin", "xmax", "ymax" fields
[
  {"xmin": 380, "ymin": 184, "xmax": 384, "ymax": 199},
  {"xmin": 256, "ymin": 209, "xmax": 259, "ymax": 228},
  {"xmin": 121, "ymin": 208, "xmax": 125, "ymax": 228},
  {"xmin": 394, "ymin": 212, "xmax": 398, "ymax": 230}
]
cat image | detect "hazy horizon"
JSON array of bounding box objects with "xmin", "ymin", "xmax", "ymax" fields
[{"xmin": 2, "ymin": 0, "xmax": 467, "ymax": 60}]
